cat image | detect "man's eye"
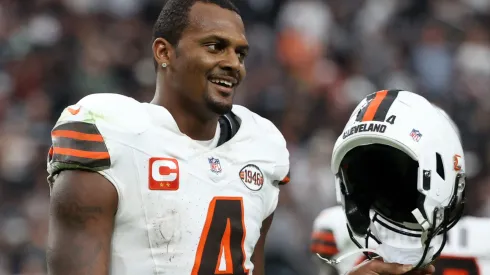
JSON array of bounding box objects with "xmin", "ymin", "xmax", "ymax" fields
[
  {"xmin": 207, "ymin": 44, "xmax": 219, "ymax": 51},
  {"xmin": 237, "ymin": 52, "xmax": 247, "ymax": 61}
]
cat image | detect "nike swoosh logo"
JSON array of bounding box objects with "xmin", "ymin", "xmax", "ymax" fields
[{"xmin": 67, "ymin": 106, "xmax": 81, "ymax": 115}]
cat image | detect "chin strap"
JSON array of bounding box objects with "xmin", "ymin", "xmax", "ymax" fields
[
  {"xmin": 412, "ymin": 208, "xmax": 431, "ymax": 231},
  {"xmin": 318, "ymin": 213, "xmax": 438, "ymax": 267},
  {"xmin": 316, "ymin": 243, "xmax": 435, "ymax": 267},
  {"xmin": 316, "ymin": 248, "xmax": 379, "ymax": 265}
]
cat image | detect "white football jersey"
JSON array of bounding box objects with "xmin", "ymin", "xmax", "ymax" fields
[
  {"xmin": 312, "ymin": 206, "xmax": 490, "ymax": 275},
  {"xmin": 311, "ymin": 205, "xmax": 367, "ymax": 275},
  {"xmin": 47, "ymin": 93, "xmax": 290, "ymax": 275}
]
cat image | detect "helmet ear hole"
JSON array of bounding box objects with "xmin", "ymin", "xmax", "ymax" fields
[{"xmin": 436, "ymin": 153, "xmax": 445, "ymax": 180}]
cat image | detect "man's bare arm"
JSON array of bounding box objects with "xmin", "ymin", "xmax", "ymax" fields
[
  {"xmin": 47, "ymin": 170, "xmax": 118, "ymax": 275},
  {"xmin": 250, "ymin": 213, "xmax": 274, "ymax": 275}
]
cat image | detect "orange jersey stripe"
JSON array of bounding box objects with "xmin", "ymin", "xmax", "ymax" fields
[
  {"xmin": 52, "ymin": 147, "xmax": 109, "ymax": 160},
  {"xmin": 52, "ymin": 130, "xmax": 104, "ymax": 142},
  {"xmin": 362, "ymin": 90, "xmax": 387, "ymax": 121},
  {"xmin": 443, "ymin": 269, "xmax": 469, "ymax": 275},
  {"xmin": 312, "ymin": 231, "xmax": 336, "ymax": 242}
]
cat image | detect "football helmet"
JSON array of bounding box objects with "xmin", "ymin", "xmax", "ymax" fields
[
  {"xmin": 327, "ymin": 90, "xmax": 466, "ymax": 268},
  {"xmin": 432, "ymin": 104, "xmax": 461, "ymax": 141}
]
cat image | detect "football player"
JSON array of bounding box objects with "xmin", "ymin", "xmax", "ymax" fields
[
  {"xmin": 45, "ymin": 1, "xmax": 290, "ymax": 275},
  {"xmin": 312, "ymin": 102, "xmax": 489, "ymax": 275},
  {"xmin": 312, "ymin": 90, "xmax": 467, "ymax": 275}
]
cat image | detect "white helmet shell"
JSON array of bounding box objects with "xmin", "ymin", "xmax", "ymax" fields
[{"xmin": 331, "ymin": 90, "xmax": 466, "ymax": 267}]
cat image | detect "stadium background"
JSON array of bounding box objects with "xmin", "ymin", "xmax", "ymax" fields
[{"xmin": 1, "ymin": 0, "xmax": 490, "ymax": 274}]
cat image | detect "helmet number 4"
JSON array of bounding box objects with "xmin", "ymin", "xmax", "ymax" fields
[{"xmin": 386, "ymin": 115, "xmax": 396, "ymax": 125}]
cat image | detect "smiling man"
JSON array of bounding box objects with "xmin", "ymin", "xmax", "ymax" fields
[{"xmin": 45, "ymin": 1, "xmax": 290, "ymax": 275}]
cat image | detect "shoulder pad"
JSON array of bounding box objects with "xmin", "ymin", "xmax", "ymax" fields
[
  {"xmin": 47, "ymin": 93, "xmax": 146, "ymax": 178},
  {"xmin": 58, "ymin": 93, "xmax": 150, "ymax": 134},
  {"xmin": 311, "ymin": 206, "xmax": 346, "ymax": 258},
  {"xmin": 313, "ymin": 205, "xmax": 347, "ymax": 231},
  {"xmin": 251, "ymin": 111, "xmax": 290, "ymax": 184},
  {"xmin": 233, "ymin": 105, "xmax": 290, "ymax": 185},
  {"xmin": 235, "ymin": 105, "xmax": 286, "ymax": 146}
]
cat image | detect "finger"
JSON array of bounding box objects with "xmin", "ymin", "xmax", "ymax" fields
[
  {"xmin": 366, "ymin": 260, "xmax": 414, "ymax": 274},
  {"xmin": 401, "ymin": 264, "xmax": 435, "ymax": 275},
  {"xmin": 424, "ymin": 264, "xmax": 435, "ymax": 273}
]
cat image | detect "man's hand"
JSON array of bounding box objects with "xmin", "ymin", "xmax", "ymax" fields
[{"xmin": 347, "ymin": 259, "xmax": 435, "ymax": 275}]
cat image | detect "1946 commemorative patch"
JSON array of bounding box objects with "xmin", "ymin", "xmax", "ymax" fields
[{"xmin": 239, "ymin": 164, "xmax": 264, "ymax": 191}]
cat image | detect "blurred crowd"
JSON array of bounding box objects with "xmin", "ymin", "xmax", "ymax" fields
[{"xmin": 1, "ymin": 0, "xmax": 490, "ymax": 274}]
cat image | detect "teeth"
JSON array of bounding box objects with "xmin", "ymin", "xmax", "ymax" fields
[{"xmin": 210, "ymin": 79, "xmax": 233, "ymax": 88}]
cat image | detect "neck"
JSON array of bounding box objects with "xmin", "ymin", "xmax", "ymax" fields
[{"xmin": 152, "ymin": 77, "xmax": 218, "ymax": 140}]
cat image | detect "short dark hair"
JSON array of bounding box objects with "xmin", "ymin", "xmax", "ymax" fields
[{"xmin": 152, "ymin": 0, "xmax": 240, "ymax": 46}]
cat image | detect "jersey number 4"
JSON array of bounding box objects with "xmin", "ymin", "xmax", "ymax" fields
[{"xmin": 192, "ymin": 197, "xmax": 249, "ymax": 275}]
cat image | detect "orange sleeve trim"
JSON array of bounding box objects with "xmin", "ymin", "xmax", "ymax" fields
[
  {"xmin": 52, "ymin": 147, "xmax": 110, "ymax": 160},
  {"xmin": 52, "ymin": 130, "xmax": 104, "ymax": 142}
]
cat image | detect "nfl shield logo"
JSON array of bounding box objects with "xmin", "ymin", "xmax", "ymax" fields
[
  {"xmin": 410, "ymin": 129, "xmax": 422, "ymax": 142},
  {"xmin": 208, "ymin": 157, "xmax": 222, "ymax": 174}
]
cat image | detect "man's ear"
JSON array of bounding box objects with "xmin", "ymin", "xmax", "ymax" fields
[{"xmin": 152, "ymin": 37, "xmax": 174, "ymax": 68}]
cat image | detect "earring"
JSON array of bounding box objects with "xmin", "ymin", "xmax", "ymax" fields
[{"xmin": 161, "ymin": 63, "xmax": 167, "ymax": 68}]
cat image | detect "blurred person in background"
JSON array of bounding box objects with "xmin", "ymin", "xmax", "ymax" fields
[
  {"xmin": 45, "ymin": 0, "xmax": 290, "ymax": 274},
  {"xmin": 312, "ymin": 187, "xmax": 490, "ymax": 275}
]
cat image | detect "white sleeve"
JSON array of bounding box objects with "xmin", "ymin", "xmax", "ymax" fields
[
  {"xmin": 265, "ymin": 124, "xmax": 290, "ymax": 219},
  {"xmin": 311, "ymin": 206, "xmax": 352, "ymax": 259},
  {"xmin": 46, "ymin": 97, "xmax": 127, "ymax": 202}
]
